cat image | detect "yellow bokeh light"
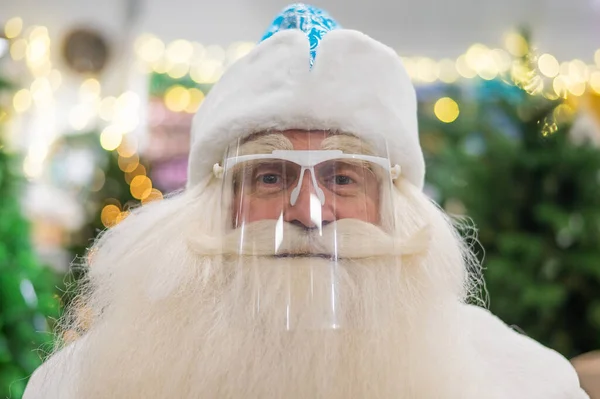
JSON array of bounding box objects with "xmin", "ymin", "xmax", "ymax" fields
[
  {"xmin": 511, "ymin": 62, "xmax": 533, "ymax": 86},
  {"xmin": 100, "ymin": 126, "xmax": 124, "ymax": 151},
  {"xmin": 130, "ymin": 175, "xmax": 153, "ymax": 200},
  {"xmin": 99, "ymin": 96, "xmax": 117, "ymax": 121},
  {"xmin": 190, "ymin": 60, "xmax": 223, "ymax": 84},
  {"xmin": 185, "ymin": 88, "xmax": 205, "ymax": 113},
  {"xmin": 27, "ymin": 36, "xmax": 50, "ymax": 64},
  {"xmin": 537, "ymin": 54, "xmax": 559, "ymax": 78},
  {"xmin": 152, "ymin": 57, "xmax": 169, "ymax": 74},
  {"xmin": 455, "ymin": 55, "xmax": 477, "ymax": 79},
  {"xmin": 477, "ymin": 58, "xmax": 498, "ymax": 80},
  {"xmin": 48, "ymin": 69, "xmax": 62, "ymax": 90},
  {"xmin": 4, "ymin": 17, "xmax": 23, "ymax": 39},
  {"xmin": 166, "ymin": 39, "xmax": 194, "ymax": 64},
  {"xmin": 553, "ymin": 104, "xmax": 574, "ymax": 125},
  {"xmin": 29, "ymin": 60, "xmax": 52, "ymax": 78},
  {"xmin": 164, "ymin": 85, "xmax": 191, "ymax": 112},
  {"xmin": 568, "ymin": 59, "xmax": 588, "ymax": 83},
  {"xmin": 438, "ymin": 58, "xmax": 458, "ymax": 83},
  {"xmin": 101, "ymin": 204, "xmax": 121, "ymax": 228},
  {"xmin": 13, "ymin": 89, "xmax": 32, "ymax": 113},
  {"xmin": 589, "ymin": 71, "xmax": 600, "ymax": 94},
  {"xmin": 30, "ymin": 77, "xmax": 53, "ymax": 104},
  {"xmin": 167, "ymin": 62, "xmax": 189, "ymax": 79},
  {"xmin": 118, "ymin": 153, "xmax": 140, "ymax": 173},
  {"xmin": 80, "ymin": 78, "xmax": 102, "ymax": 98},
  {"xmin": 568, "ymin": 80, "xmax": 586, "ymax": 96},
  {"xmin": 553, "ymin": 76, "xmax": 569, "ymax": 98},
  {"xmin": 10, "ymin": 38, "xmax": 27, "ymax": 60},
  {"xmin": 596, "ymin": 49, "xmax": 600, "ymax": 68},
  {"xmin": 125, "ymin": 163, "xmax": 147, "ymax": 184},
  {"xmin": 135, "ymin": 34, "xmax": 165, "ymax": 63},
  {"xmin": 416, "ymin": 57, "xmax": 438, "ymax": 83},
  {"xmin": 559, "ymin": 62, "xmax": 570, "ymax": 76},
  {"xmin": 400, "ymin": 57, "xmax": 418, "ymax": 80},
  {"xmin": 491, "ymin": 49, "xmax": 512, "ymax": 72},
  {"xmin": 465, "ymin": 43, "xmax": 489, "ymax": 70},
  {"xmin": 116, "ymin": 91, "xmax": 141, "ymax": 111},
  {"xmin": 142, "ymin": 188, "xmax": 164, "ymax": 205},
  {"xmin": 29, "ymin": 26, "xmax": 49, "ymax": 40},
  {"xmin": 434, "ymin": 97, "xmax": 460, "ymax": 123},
  {"xmin": 117, "ymin": 137, "xmax": 138, "ymax": 158},
  {"xmin": 504, "ymin": 31, "xmax": 528, "ymax": 57}
]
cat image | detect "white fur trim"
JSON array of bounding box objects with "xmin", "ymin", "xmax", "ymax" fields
[{"xmin": 187, "ymin": 29, "xmax": 424, "ymax": 189}]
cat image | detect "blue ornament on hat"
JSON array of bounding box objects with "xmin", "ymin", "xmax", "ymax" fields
[{"xmin": 260, "ymin": 3, "xmax": 341, "ymax": 66}]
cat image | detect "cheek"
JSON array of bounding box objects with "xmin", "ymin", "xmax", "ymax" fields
[
  {"xmin": 333, "ymin": 186, "xmax": 381, "ymax": 224},
  {"xmin": 233, "ymin": 194, "xmax": 284, "ymax": 225}
]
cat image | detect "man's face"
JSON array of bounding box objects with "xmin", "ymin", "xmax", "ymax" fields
[{"xmin": 231, "ymin": 130, "xmax": 381, "ymax": 228}]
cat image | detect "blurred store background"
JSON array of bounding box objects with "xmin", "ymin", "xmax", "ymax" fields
[{"xmin": 1, "ymin": 0, "xmax": 600, "ymax": 397}]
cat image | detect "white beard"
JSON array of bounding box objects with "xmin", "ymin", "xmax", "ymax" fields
[{"xmin": 57, "ymin": 179, "xmax": 491, "ymax": 398}]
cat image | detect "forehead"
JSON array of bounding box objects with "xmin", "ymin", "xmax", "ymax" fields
[
  {"xmin": 280, "ymin": 130, "xmax": 328, "ymax": 150},
  {"xmin": 240, "ymin": 130, "xmax": 376, "ymax": 155}
]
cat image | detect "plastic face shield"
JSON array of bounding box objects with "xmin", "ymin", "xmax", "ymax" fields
[{"xmin": 213, "ymin": 131, "xmax": 401, "ymax": 330}]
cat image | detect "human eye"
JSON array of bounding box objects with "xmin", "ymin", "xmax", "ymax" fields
[
  {"xmin": 257, "ymin": 173, "xmax": 282, "ymax": 185},
  {"xmin": 332, "ymin": 175, "xmax": 354, "ymax": 185}
]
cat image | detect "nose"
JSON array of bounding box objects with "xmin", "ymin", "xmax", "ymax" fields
[{"xmin": 283, "ymin": 171, "xmax": 335, "ymax": 229}]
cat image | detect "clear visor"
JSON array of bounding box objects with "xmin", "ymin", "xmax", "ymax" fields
[{"xmin": 213, "ymin": 131, "xmax": 402, "ymax": 330}]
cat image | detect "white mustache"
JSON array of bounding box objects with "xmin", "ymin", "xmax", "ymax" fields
[{"xmin": 188, "ymin": 218, "xmax": 430, "ymax": 259}]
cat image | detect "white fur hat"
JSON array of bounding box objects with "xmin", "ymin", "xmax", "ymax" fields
[{"xmin": 187, "ymin": 4, "xmax": 424, "ymax": 189}]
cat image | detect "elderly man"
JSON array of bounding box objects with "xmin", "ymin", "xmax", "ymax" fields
[{"xmin": 24, "ymin": 4, "xmax": 587, "ymax": 399}]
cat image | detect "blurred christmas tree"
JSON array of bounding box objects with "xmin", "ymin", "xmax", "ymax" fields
[
  {"xmin": 420, "ymin": 41, "xmax": 600, "ymax": 358},
  {"xmin": 0, "ymin": 72, "xmax": 60, "ymax": 397},
  {"xmin": 45, "ymin": 130, "xmax": 160, "ymax": 331}
]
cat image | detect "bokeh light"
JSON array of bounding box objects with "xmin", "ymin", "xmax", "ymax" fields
[
  {"xmin": 4, "ymin": 17, "xmax": 23, "ymax": 39},
  {"xmin": 589, "ymin": 71, "xmax": 600, "ymax": 94},
  {"xmin": 117, "ymin": 137, "xmax": 138, "ymax": 158},
  {"xmin": 438, "ymin": 58, "xmax": 458, "ymax": 83},
  {"xmin": 130, "ymin": 175, "xmax": 153, "ymax": 200},
  {"xmin": 553, "ymin": 76, "xmax": 569, "ymax": 98},
  {"xmin": 142, "ymin": 188, "xmax": 164, "ymax": 205},
  {"xmin": 416, "ymin": 57, "xmax": 438, "ymax": 82},
  {"xmin": 538, "ymin": 54, "xmax": 559, "ymax": 78},
  {"xmin": 434, "ymin": 97, "xmax": 460, "ymax": 123},
  {"xmin": 101, "ymin": 204, "xmax": 121, "ymax": 228},
  {"xmin": 10, "ymin": 38, "xmax": 27, "ymax": 61},
  {"xmin": 118, "ymin": 153, "xmax": 140, "ymax": 173},
  {"xmin": 185, "ymin": 88, "xmax": 205, "ymax": 113},
  {"xmin": 166, "ymin": 39, "xmax": 194, "ymax": 64},
  {"xmin": 455, "ymin": 55, "xmax": 477, "ymax": 79},
  {"xmin": 13, "ymin": 89, "xmax": 32, "ymax": 112},
  {"xmin": 80, "ymin": 78, "xmax": 102, "ymax": 100},
  {"xmin": 164, "ymin": 85, "xmax": 190, "ymax": 112},
  {"xmin": 135, "ymin": 34, "xmax": 165, "ymax": 63},
  {"xmin": 504, "ymin": 31, "xmax": 528, "ymax": 57},
  {"xmin": 125, "ymin": 163, "xmax": 147, "ymax": 184},
  {"xmin": 569, "ymin": 59, "xmax": 589, "ymax": 82},
  {"xmin": 99, "ymin": 96, "xmax": 117, "ymax": 121},
  {"xmin": 100, "ymin": 126, "xmax": 124, "ymax": 151}
]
